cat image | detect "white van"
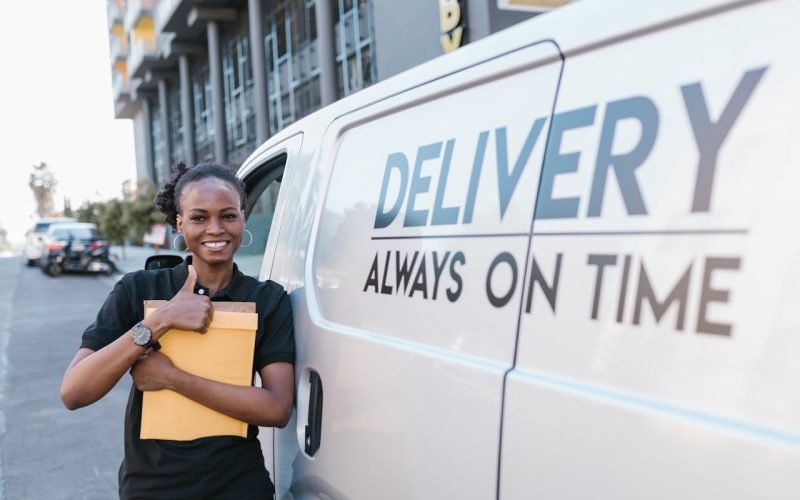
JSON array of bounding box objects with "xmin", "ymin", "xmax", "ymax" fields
[{"xmin": 235, "ymin": 0, "xmax": 800, "ymax": 498}]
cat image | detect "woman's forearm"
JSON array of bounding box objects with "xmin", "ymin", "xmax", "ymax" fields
[
  {"xmin": 60, "ymin": 341, "xmax": 141, "ymax": 410},
  {"xmin": 165, "ymin": 369, "xmax": 293, "ymax": 428},
  {"xmin": 60, "ymin": 314, "xmax": 171, "ymax": 410}
]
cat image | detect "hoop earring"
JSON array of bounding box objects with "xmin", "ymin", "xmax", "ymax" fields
[
  {"xmin": 240, "ymin": 229, "xmax": 254, "ymax": 248},
  {"xmin": 173, "ymin": 233, "xmax": 190, "ymax": 252}
]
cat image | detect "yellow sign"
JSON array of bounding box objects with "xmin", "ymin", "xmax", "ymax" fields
[{"xmin": 440, "ymin": 0, "xmax": 464, "ymax": 53}]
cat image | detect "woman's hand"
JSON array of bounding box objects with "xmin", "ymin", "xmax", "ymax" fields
[
  {"xmin": 150, "ymin": 265, "xmax": 214, "ymax": 336},
  {"xmin": 130, "ymin": 351, "xmax": 178, "ymax": 391}
]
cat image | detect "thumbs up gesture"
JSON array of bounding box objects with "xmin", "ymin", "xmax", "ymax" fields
[
  {"xmin": 156, "ymin": 265, "xmax": 214, "ymax": 334},
  {"xmin": 181, "ymin": 264, "xmax": 199, "ymax": 293}
]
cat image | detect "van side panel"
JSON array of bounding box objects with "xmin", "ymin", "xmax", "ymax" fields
[
  {"xmin": 501, "ymin": 2, "xmax": 800, "ymax": 498},
  {"xmin": 290, "ymin": 43, "xmax": 562, "ymax": 499}
]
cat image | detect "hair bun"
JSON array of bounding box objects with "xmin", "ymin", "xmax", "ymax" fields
[{"xmin": 154, "ymin": 161, "xmax": 247, "ymax": 230}]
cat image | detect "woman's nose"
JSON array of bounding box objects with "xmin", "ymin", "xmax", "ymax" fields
[{"xmin": 206, "ymin": 218, "xmax": 224, "ymax": 234}]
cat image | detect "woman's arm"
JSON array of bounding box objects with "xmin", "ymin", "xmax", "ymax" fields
[
  {"xmin": 59, "ymin": 314, "xmax": 169, "ymax": 410},
  {"xmin": 61, "ymin": 265, "xmax": 212, "ymax": 410},
  {"xmin": 131, "ymin": 352, "xmax": 295, "ymax": 428}
]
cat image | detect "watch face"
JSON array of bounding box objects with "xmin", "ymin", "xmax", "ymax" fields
[{"xmin": 132, "ymin": 323, "xmax": 152, "ymax": 346}]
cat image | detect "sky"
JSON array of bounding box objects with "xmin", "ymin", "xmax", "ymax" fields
[{"xmin": 0, "ymin": 0, "xmax": 137, "ymax": 245}]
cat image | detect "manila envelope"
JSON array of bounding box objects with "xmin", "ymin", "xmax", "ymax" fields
[{"xmin": 140, "ymin": 300, "xmax": 258, "ymax": 441}]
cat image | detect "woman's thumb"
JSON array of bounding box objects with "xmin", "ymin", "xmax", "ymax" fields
[{"xmin": 182, "ymin": 265, "xmax": 197, "ymax": 292}]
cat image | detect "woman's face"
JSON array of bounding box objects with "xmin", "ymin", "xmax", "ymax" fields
[{"xmin": 176, "ymin": 178, "xmax": 244, "ymax": 266}]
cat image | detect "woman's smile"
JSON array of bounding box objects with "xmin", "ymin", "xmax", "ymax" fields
[{"xmin": 202, "ymin": 240, "xmax": 230, "ymax": 249}]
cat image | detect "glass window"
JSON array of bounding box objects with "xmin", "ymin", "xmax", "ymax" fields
[
  {"xmin": 264, "ymin": 0, "xmax": 322, "ymax": 134},
  {"xmin": 236, "ymin": 158, "xmax": 286, "ymax": 278},
  {"xmin": 334, "ymin": 0, "xmax": 376, "ymax": 97},
  {"xmin": 222, "ymin": 25, "xmax": 256, "ymax": 166},
  {"xmin": 51, "ymin": 227, "xmax": 100, "ymax": 240},
  {"xmin": 168, "ymin": 80, "xmax": 185, "ymax": 165},
  {"xmin": 192, "ymin": 59, "xmax": 215, "ymax": 164},
  {"xmin": 150, "ymin": 98, "xmax": 168, "ymax": 186}
]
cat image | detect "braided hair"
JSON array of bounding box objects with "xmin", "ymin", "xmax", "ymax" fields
[{"xmin": 155, "ymin": 162, "xmax": 248, "ymax": 230}]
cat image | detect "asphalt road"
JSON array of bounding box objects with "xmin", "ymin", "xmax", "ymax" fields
[{"xmin": 0, "ymin": 256, "xmax": 128, "ymax": 499}]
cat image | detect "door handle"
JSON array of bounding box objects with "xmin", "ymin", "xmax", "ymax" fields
[{"xmin": 304, "ymin": 370, "xmax": 323, "ymax": 456}]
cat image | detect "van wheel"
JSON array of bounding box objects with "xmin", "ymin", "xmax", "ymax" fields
[{"xmin": 26, "ymin": 259, "xmax": 35, "ymax": 267}]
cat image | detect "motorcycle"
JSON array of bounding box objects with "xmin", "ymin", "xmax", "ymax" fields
[{"xmin": 42, "ymin": 237, "xmax": 116, "ymax": 277}]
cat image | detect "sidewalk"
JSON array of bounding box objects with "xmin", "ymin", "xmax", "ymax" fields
[{"xmin": 109, "ymin": 245, "xmax": 183, "ymax": 275}]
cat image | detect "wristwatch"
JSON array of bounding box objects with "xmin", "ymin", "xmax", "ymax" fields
[{"xmin": 131, "ymin": 322, "xmax": 159, "ymax": 350}]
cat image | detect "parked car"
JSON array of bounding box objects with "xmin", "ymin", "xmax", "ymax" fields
[
  {"xmin": 39, "ymin": 222, "xmax": 114, "ymax": 276},
  {"xmin": 23, "ymin": 217, "xmax": 76, "ymax": 266}
]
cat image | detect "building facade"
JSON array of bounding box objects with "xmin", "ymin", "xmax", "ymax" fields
[{"xmin": 107, "ymin": 0, "xmax": 560, "ymax": 185}]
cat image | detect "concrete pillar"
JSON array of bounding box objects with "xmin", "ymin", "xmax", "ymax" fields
[
  {"xmin": 157, "ymin": 78, "xmax": 172, "ymax": 172},
  {"xmin": 178, "ymin": 54, "xmax": 196, "ymax": 166},
  {"xmin": 248, "ymin": 0, "xmax": 269, "ymax": 144},
  {"xmin": 315, "ymin": 0, "xmax": 338, "ymax": 105},
  {"xmin": 207, "ymin": 20, "xmax": 227, "ymax": 164},
  {"xmin": 141, "ymin": 98, "xmax": 156, "ymax": 184}
]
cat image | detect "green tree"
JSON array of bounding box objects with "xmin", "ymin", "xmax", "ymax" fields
[
  {"xmin": 76, "ymin": 200, "xmax": 105, "ymax": 226},
  {"xmin": 122, "ymin": 181, "xmax": 164, "ymax": 246},
  {"xmin": 98, "ymin": 198, "xmax": 128, "ymax": 259},
  {"xmin": 28, "ymin": 162, "xmax": 58, "ymax": 217}
]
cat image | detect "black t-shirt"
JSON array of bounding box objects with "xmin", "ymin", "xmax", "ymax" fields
[{"xmin": 81, "ymin": 257, "xmax": 295, "ymax": 500}]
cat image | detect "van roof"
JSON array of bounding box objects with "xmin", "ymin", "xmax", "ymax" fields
[{"xmin": 47, "ymin": 222, "xmax": 97, "ymax": 230}]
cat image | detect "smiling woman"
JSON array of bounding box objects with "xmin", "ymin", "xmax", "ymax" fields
[
  {"xmin": 60, "ymin": 161, "xmax": 296, "ymax": 499},
  {"xmin": 157, "ymin": 163, "xmax": 249, "ymax": 280}
]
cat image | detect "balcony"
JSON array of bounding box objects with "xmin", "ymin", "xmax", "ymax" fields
[
  {"xmin": 127, "ymin": 34, "xmax": 159, "ymax": 79},
  {"xmin": 155, "ymin": 0, "xmax": 176, "ymax": 32},
  {"xmin": 109, "ymin": 36, "xmax": 130, "ymax": 62},
  {"xmin": 114, "ymin": 90, "xmax": 138, "ymax": 119},
  {"xmin": 125, "ymin": 0, "xmax": 156, "ymax": 32},
  {"xmin": 112, "ymin": 70, "xmax": 137, "ymax": 118},
  {"xmin": 156, "ymin": 0, "xmax": 212, "ymax": 40},
  {"xmin": 112, "ymin": 70, "xmax": 131, "ymax": 100},
  {"xmin": 107, "ymin": 0, "xmax": 123, "ymax": 29}
]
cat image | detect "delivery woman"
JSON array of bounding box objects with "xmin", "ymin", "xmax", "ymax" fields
[{"xmin": 60, "ymin": 162, "xmax": 295, "ymax": 499}]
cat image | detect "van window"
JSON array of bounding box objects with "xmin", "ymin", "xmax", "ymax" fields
[
  {"xmin": 237, "ymin": 156, "xmax": 286, "ymax": 278},
  {"xmin": 51, "ymin": 227, "xmax": 99, "ymax": 240}
]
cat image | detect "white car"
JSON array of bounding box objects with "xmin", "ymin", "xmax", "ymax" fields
[{"xmin": 23, "ymin": 217, "xmax": 76, "ymax": 266}]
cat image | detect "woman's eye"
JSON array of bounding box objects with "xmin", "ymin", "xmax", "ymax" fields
[
  {"xmin": 191, "ymin": 216, "xmax": 205, "ymax": 222},
  {"xmin": 224, "ymin": 213, "xmax": 239, "ymax": 220}
]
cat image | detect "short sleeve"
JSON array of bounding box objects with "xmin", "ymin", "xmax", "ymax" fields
[
  {"xmin": 81, "ymin": 279, "xmax": 137, "ymax": 351},
  {"xmin": 254, "ymin": 288, "xmax": 295, "ymax": 370}
]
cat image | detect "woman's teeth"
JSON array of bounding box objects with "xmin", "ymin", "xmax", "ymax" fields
[{"xmin": 204, "ymin": 241, "xmax": 228, "ymax": 248}]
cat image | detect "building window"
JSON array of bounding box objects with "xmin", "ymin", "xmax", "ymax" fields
[
  {"xmin": 222, "ymin": 26, "xmax": 256, "ymax": 166},
  {"xmin": 150, "ymin": 98, "xmax": 169, "ymax": 186},
  {"xmin": 334, "ymin": 0, "xmax": 376, "ymax": 97},
  {"xmin": 168, "ymin": 80, "xmax": 185, "ymax": 166},
  {"xmin": 193, "ymin": 59, "xmax": 215, "ymax": 164},
  {"xmin": 264, "ymin": 0, "xmax": 322, "ymax": 134}
]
